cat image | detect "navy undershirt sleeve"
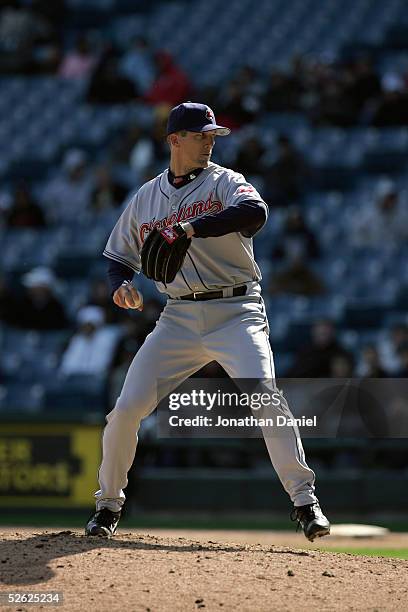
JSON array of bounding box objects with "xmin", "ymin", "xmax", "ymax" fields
[
  {"xmin": 107, "ymin": 259, "xmax": 134, "ymax": 295},
  {"xmin": 190, "ymin": 200, "xmax": 267, "ymax": 239}
]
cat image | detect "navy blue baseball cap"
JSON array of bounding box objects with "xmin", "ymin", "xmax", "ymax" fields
[{"xmin": 167, "ymin": 102, "xmax": 231, "ymax": 136}]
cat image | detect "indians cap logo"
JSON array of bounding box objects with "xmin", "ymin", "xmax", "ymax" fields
[{"xmin": 205, "ymin": 107, "xmax": 215, "ymax": 123}]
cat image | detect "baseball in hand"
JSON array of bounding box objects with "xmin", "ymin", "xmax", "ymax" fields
[{"xmin": 125, "ymin": 290, "xmax": 143, "ymax": 309}]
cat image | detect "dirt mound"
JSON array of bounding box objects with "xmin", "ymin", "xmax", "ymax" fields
[{"xmin": 0, "ymin": 529, "xmax": 407, "ymax": 611}]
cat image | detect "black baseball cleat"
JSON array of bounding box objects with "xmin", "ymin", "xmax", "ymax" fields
[
  {"xmin": 291, "ymin": 502, "xmax": 330, "ymax": 542},
  {"xmin": 85, "ymin": 508, "xmax": 121, "ymax": 537}
]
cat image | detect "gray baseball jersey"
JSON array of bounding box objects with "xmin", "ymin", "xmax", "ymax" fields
[
  {"xmin": 103, "ymin": 162, "xmax": 268, "ymax": 297},
  {"xmin": 94, "ymin": 160, "xmax": 320, "ymax": 518}
]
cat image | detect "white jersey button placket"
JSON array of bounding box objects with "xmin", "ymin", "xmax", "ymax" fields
[{"xmin": 169, "ymin": 195, "xmax": 178, "ymax": 213}]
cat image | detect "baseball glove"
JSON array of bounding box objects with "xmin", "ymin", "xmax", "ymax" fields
[{"xmin": 141, "ymin": 223, "xmax": 191, "ymax": 284}]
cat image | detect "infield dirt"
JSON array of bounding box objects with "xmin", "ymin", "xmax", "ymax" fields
[{"xmin": 0, "ymin": 528, "xmax": 407, "ymax": 611}]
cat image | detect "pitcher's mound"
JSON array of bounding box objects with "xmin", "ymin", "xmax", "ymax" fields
[{"xmin": 0, "ymin": 529, "xmax": 407, "ymax": 611}]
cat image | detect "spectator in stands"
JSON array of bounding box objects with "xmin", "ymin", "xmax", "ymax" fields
[
  {"xmin": 194, "ymin": 84, "xmax": 219, "ymax": 112},
  {"xmin": 271, "ymin": 206, "xmax": 320, "ymax": 260},
  {"xmin": 129, "ymin": 108, "xmax": 170, "ymax": 175},
  {"xmin": 109, "ymin": 296, "xmax": 163, "ymax": 387},
  {"xmin": 115, "ymin": 297, "xmax": 164, "ymax": 356},
  {"xmin": 12, "ymin": 266, "xmax": 68, "ymax": 330},
  {"xmin": 30, "ymin": 0, "xmax": 66, "ymax": 28},
  {"xmin": 395, "ymin": 343, "xmax": 408, "ymax": 377},
  {"xmin": 90, "ymin": 165, "xmax": 128, "ymax": 213},
  {"xmin": 381, "ymin": 71, "xmax": 406, "ymax": 96},
  {"xmin": 216, "ymin": 79, "xmax": 256, "ymax": 129},
  {"xmin": 149, "ymin": 106, "xmax": 171, "ymax": 164},
  {"xmin": 296, "ymin": 56, "xmax": 384, "ymax": 126},
  {"xmin": 109, "ymin": 337, "xmax": 140, "ymax": 407},
  {"xmin": 233, "ymin": 65, "xmax": 265, "ymax": 114},
  {"xmin": 0, "ymin": 0, "xmax": 60, "ymax": 74},
  {"xmin": 58, "ymin": 33, "xmax": 97, "ymax": 79},
  {"xmin": 4, "ymin": 183, "xmax": 46, "ymax": 229},
  {"xmin": 388, "ymin": 391, "xmax": 408, "ymax": 437},
  {"xmin": 144, "ymin": 50, "xmax": 191, "ymax": 106},
  {"xmin": 350, "ymin": 179, "xmax": 408, "ymax": 248},
  {"xmin": 315, "ymin": 78, "xmax": 358, "ymax": 127},
  {"xmin": 109, "ymin": 314, "xmax": 148, "ymax": 407},
  {"xmin": 119, "ymin": 36, "xmax": 155, "ymax": 94},
  {"xmin": 87, "ymin": 277, "xmax": 123, "ymax": 324},
  {"xmin": 112, "ymin": 124, "xmax": 145, "ymax": 165},
  {"xmin": 0, "ymin": 272, "xmax": 18, "ymax": 325},
  {"xmin": 378, "ymin": 324, "xmax": 408, "ymax": 375},
  {"xmin": 371, "ymin": 83, "xmax": 408, "ymax": 126},
  {"xmin": 298, "ymin": 57, "xmax": 331, "ymax": 104},
  {"xmin": 59, "ymin": 305, "xmax": 121, "ymax": 377},
  {"xmin": 263, "ymin": 68, "xmax": 302, "ymax": 112},
  {"xmin": 111, "ymin": 317, "xmax": 144, "ymax": 367},
  {"xmin": 329, "ymin": 353, "xmax": 355, "ymax": 377},
  {"xmin": 43, "ymin": 148, "xmax": 94, "ymax": 223},
  {"xmin": 234, "ymin": 135, "xmax": 266, "ymax": 178},
  {"xmin": 87, "ymin": 44, "xmax": 138, "ymax": 104},
  {"xmin": 287, "ymin": 319, "xmax": 353, "ymax": 377},
  {"xmin": 357, "ymin": 344, "xmax": 387, "ymax": 377},
  {"xmin": 140, "ymin": 297, "xmax": 163, "ymax": 332},
  {"xmin": 263, "ymin": 134, "xmax": 309, "ymax": 207},
  {"xmin": 345, "ymin": 56, "xmax": 382, "ymax": 116},
  {"xmin": 125, "ymin": 127, "xmax": 155, "ymax": 177},
  {"xmin": 269, "ymin": 247, "xmax": 326, "ymax": 296}
]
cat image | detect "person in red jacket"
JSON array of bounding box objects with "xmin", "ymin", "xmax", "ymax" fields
[{"xmin": 144, "ymin": 51, "xmax": 192, "ymax": 106}]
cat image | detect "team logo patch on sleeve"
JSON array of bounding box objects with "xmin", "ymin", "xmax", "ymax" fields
[
  {"xmin": 236, "ymin": 185, "xmax": 256, "ymax": 195},
  {"xmin": 160, "ymin": 227, "xmax": 179, "ymax": 244}
]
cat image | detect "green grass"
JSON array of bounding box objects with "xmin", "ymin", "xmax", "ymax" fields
[
  {"xmin": 1, "ymin": 512, "xmax": 408, "ymax": 534},
  {"xmin": 319, "ymin": 547, "xmax": 408, "ymax": 560},
  {"xmin": 0, "ymin": 513, "xmax": 293, "ymax": 530}
]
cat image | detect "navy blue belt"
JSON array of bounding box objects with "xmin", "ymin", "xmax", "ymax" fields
[{"xmin": 174, "ymin": 284, "xmax": 247, "ymax": 301}]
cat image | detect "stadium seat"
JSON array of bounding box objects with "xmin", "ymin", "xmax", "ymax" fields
[
  {"xmin": 43, "ymin": 374, "xmax": 108, "ymax": 415},
  {"xmin": 341, "ymin": 303, "xmax": 391, "ymax": 329},
  {"xmin": 2, "ymin": 0, "xmax": 408, "ymax": 416},
  {"xmin": 0, "ymin": 383, "xmax": 45, "ymax": 413}
]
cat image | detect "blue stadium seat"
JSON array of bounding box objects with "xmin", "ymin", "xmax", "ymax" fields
[
  {"xmin": 341, "ymin": 302, "xmax": 393, "ymax": 330},
  {"xmin": 43, "ymin": 374, "xmax": 108, "ymax": 414},
  {"xmin": 0, "ymin": 383, "xmax": 45, "ymax": 413}
]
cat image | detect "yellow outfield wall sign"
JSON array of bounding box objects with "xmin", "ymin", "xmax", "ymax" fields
[{"xmin": 0, "ymin": 424, "xmax": 102, "ymax": 507}]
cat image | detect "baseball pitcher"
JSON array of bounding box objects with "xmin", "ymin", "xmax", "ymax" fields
[{"xmin": 85, "ymin": 102, "xmax": 330, "ymax": 541}]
